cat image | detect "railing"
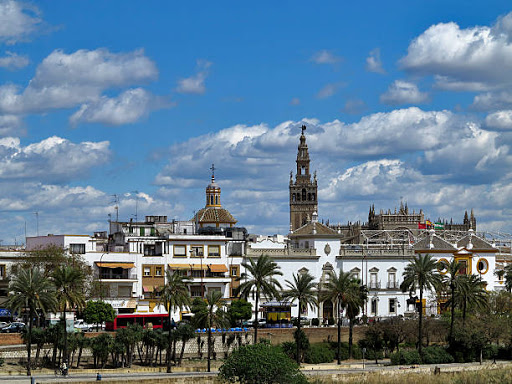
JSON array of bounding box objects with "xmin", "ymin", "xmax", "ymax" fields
[
  {"xmin": 97, "ymin": 273, "xmax": 138, "ymax": 280},
  {"xmin": 338, "ymin": 248, "xmax": 415, "ymax": 257},
  {"xmin": 369, "ymin": 281, "xmax": 381, "ymax": 289},
  {"xmin": 246, "ymin": 247, "xmax": 317, "ymax": 257},
  {"xmin": 387, "ymin": 281, "xmax": 400, "ymax": 289}
]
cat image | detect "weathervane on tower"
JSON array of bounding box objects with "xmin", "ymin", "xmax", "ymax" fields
[
  {"xmin": 210, "ymin": 163, "xmax": 215, "ymax": 179},
  {"xmin": 301, "ymin": 124, "xmax": 306, "ymax": 135}
]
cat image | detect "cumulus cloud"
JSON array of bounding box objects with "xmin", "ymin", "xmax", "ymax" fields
[
  {"xmin": 401, "ymin": 13, "xmax": 512, "ymax": 91},
  {"xmin": 0, "ymin": 51, "xmax": 28, "ymax": 69},
  {"xmin": 175, "ymin": 60, "xmax": 211, "ymax": 94},
  {"xmin": 471, "ymin": 91, "xmax": 512, "ymax": 111},
  {"xmin": 485, "ymin": 110, "xmax": 512, "ymax": 130},
  {"xmin": 311, "ymin": 50, "xmax": 342, "ymax": 65},
  {"xmin": 380, "ymin": 80, "xmax": 429, "ymax": 105},
  {"xmin": 0, "ymin": 114, "xmax": 23, "ymax": 136},
  {"xmin": 0, "ymin": 48, "xmax": 158, "ymax": 114},
  {"xmin": 366, "ymin": 48, "xmax": 385, "ymax": 74},
  {"xmin": 0, "ymin": 0, "xmax": 42, "ymax": 44},
  {"xmin": 0, "ymin": 136, "xmax": 110, "ymax": 182},
  {"xmin": 316, "ymin": 82, "xmax": 345, "ymax": 99},
  {"xmin": 70, "ymin": 88, "xmax": 172, "ymax": 126}
]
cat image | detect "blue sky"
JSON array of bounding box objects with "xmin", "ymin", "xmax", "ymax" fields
[{"xmin": 0, "ymin": 0, "xmax": 512, "ymax": 243}]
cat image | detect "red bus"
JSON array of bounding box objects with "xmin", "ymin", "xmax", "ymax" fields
[{"xmin": 105, "ymin": 313, "xmax": 170, "ymax": 331}]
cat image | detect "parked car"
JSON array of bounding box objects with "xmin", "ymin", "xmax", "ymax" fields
[
  {"xmin": 0, "ymin": 322, "xmax": 8, "ymax": 329},
  {"xmin": 1, "ymin": 322, "xmax": 25, "ymax": 333},
  {"xmin": 292, "ymin": 317, "xmax": 309, "ymax": 326},
  {"xmin": 74, "ymin": 319, "xmax": 94, "ymax": 332}
]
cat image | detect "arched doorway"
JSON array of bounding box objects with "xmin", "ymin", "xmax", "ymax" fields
[{"xmin": 322, "ymin": 300, "xmax": 333, "ymax": 322}]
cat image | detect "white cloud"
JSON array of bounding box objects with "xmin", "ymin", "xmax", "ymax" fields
[
  {"xmin": 366, "ymin": 48, "xmax": 385, "ymax": 74},
  {"xmin": 471, "ymin": 91, "xmax": 512, "ymax": 111},
  {"xmin": 311, "ymin": 50, "xmax": 342, "ymax": 65},
  {"xmin": 316, "ymin": 82, "xmax": 344, "ymax": 99},
  {"xmin": 0, "ymin": 114, "xmax": 23, "ymax": 136},
  {"xmin": 401, "ymin": 14, "xmax": 512, "ymax": 91},
  {"xmin": 0, "ymin": 51, "xmax": 28, "ymax": 69},
  {"xmin": 0, "ymin": 0, "xmax": 42, "ymax": 44},
  {"xmin": 485, "ymin": 110, "xmax": 512, "ymax": 130},
  {"xmin": 0, "ymin": 48, "xmax": 158, "ymax": 114},
  {"xmin": 380, "ymin": 80, "xmax": 429, "ymax": 105},
  {"xmin": 175, "ymin": 60, "xmax": 211, "ymax": 95},
  {"xmin": 0, "ymin": 136, "xmax": 110, "ymax": 182},
  {"xmin": 70, "ymin": 88, "xmax": 172, "ymax": 126}
]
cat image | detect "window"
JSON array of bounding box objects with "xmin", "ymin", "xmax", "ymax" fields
[
  {"xmin": 155, "ymin": 266, "xmax": 163, "ymax": 276},
  {"xmin": 143, "ymin": 267, "xmax": 151, "ymax": 276},
  {"xmin": 140, "ymin": 227, "xmax": 145, "ymax": 236},
  {"xmin": 371, "ymin": 298, "xmax": 378, "ymax": 315},
  {"xmin": 144, "ymin": 244, "xmax": 158, "ymax": 256},
  {"xmin": 209, "ymin": 287, "xmax": 221, "ymax": 294},
  {"xmin": 389, "ymin": 298, "xmax": 396, "ymax": 314},
  {"xmin": 69, "ymin": 243, "xmax": 85, "ymax": 254},
  {"xmin": 190, "ymin": 286, "xmax": 203, "ymax": 297},
  {"xmin": 190, "ymin": 245, "xmax": 204, "ymax": 257},
  {"xmin": 208, "ymin": 245, "xmax": 220, "ymax": 257},
  {"xmin": 370, "ymin": 273, "xmax": 379, "ymax": 289},
  {"xmin": 192, "ymin": 270, "xmax": 203, "ymax": 278},
  {"xmin": 476, "ymin": 258, "xmax": 489, "ymax": 275},
  {"xmin": 0, "ymin": 265, "xmax": 6, "ymax": 279},
  {"xmin": 437, "ymin": 258, "xmax": 449, "ymax": 274},
  {"xmin": 388, "ymin": 272, "xmax": 397, "ymax": 289},
  {"xmin": 231, "ymin": 267, "xmax": 238, "ymax": 277},
  {"xmin": 174, "ymin": 245, "xmax": 187, "ymax": 257}
]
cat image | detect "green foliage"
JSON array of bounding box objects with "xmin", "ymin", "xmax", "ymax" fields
[
  {"xmin": 83, "ymin": 300, "xmax": 115, "ymax": 326},
  {"xmin": 227, "ymin": 299, "xmax": 252, "ymax": 326},
  {"xmin": 421, "ymin": 346, "xmax": 454, "ymax": 364},
  {"xmin": 218, "ymin": 343, "xmax": 308, "ymax": 384},
  {"xmin": 305, "ymin": 343, "xmax": 335, "ymax": 364},
  {"xmin": 390, "ymin": 349, "xmax": 422, "ymax": 365},
  {"xmin": 311, "ymin": 318, "xmax": 320, "ymax": 326},
  {"xmin": 91, "ymin": 333, "xmax": 113, "ymax": 368},
  {"xmin": 359, "ymin": 324, "xmax": 384, "ymax": 362},
  {"xmin": 451, "ymin": 321, "xmax": 487, "ymax": 362}
]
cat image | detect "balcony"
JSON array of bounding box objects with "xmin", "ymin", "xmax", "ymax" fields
[
  {"xmin": 369, "ymin": 281, "xmax": 381, "ymax": 289},
  {"xmin": 386, "ymin": 281, "xmax": 400, "ymax": 289},
  {"xmin": 96, "ymin": 272, "xmax": 138, "ymax": 281}
]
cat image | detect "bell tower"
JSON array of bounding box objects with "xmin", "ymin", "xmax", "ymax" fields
[{"xmin": 289, "ymin": 125, "xmax": 318, "ymax": 231}]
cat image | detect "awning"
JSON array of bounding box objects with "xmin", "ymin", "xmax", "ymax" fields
[
  {"xmin": 126, "ymin": 299, "xmax": 137, "ymax": 309},
  {"xmin": 168, "ymin": 264, "xmax": 208, "ymax": 270},
  {"xmin": 96, "ymin": 262, "xmax": 135, "ymax": 269},
  {"xmin": 209, "ymin": 264, "xmax": 228, "ymax": 273},
  {"xmin": 143, "ymin": 286, "xmax": 154, "ymax": 293}
]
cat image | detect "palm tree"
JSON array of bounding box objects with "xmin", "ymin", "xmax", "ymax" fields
[
  {"xmin": 503, "ymin": 264, "xmax": 512, "ymax": 292},
  {"xmin": 345, "ymin": 280, "xmax": 367, "ymax": 359},
  {"xmin": 400, "ymin": 253, "xmax": 442, "ymax": 355},
  {"xmin": 440, "ymin": 259, "xmax": 462, "ymax": 346},
  {"xmin": 321, "ymin": 270, "xmax": 355, "ymax": 365},
  {"xmin": 238, "ymin": 255, "xmax": 283, "ymax": 344},
  {"xmin": 194, "ymin": 290, "xmax": 229, "ymax": 372},
  {"xmin": 52, "ymin": 265, "xmax": 86, "ymax": 367},
  {"xmin": 455, "ymin": 274, "xmax": 488, "ymax": 325},
  {"xmin": 7, "ymin": 268, "xmax": 57, "ymax": 376},
  {"xmin": 158, "ymin": 270, "xmax": 191, "ymax": 373},
  {"xmin": 282, "ymin": 272, "xmax": 317, "ymax": 364}
]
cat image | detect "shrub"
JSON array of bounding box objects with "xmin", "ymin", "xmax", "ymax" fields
[
  {"xmin": 305, "ymin": 343, "xmax": 335, "ymax": 364},
  {"xmin": 483, "ymin": 344, "xmax": 499, "ymax": 360},
  {"xmin": 219, "ymin": 343, "xmax": 308, "ymax": 384},
  {"xmin": 421, "ymin": 346, "xmax": 454, "ymax": 364},
  {"xmin": 389, "ymin": 349, "xmax": 421, "ymax": 365},
  {"xmin": 327, "ymin": 317, "xmax": 335, "ymax": 326},
  {"xmin": 311, "ymin": 318, "xmax": 320, "ymax": 326},
  {"xmin": 281, "ymin": 341, "xmax": 296, "ymax": 360}
]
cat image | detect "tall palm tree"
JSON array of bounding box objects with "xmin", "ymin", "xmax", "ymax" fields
[
  {"xmin": 503, "ymin": 264, "xmax": 512, "ymax": 292},
  {"xmin": 7, "ymin": 268, "xmax": 57, "ymax": 376},
  {"xmin": 400, "ymin": 253, "xmax": 442, "ymax": 355},
  {"xmin": 345, "ymin": 280, "xmax": 367, "ymax": 359},
  {"xmin": 282, "ymin": 272, "xmax": 317, "ymax": 364},
  {"xmin": 455, "ymin": 274, "xmax": 488, "ymax": 325},
  {"xmin": 238, "ymin": 255, "xmax": 282, "ymax": 344},
  {"xmin": 158, "ymin": 270, "xmax": 191, "ymax": 373},
  {"xmin": 321, "ymin": 270, "xmax": 355, "ymax": 365},
  {"xmin": 440, "ymin": 259, "xmax": 462, "ymax": 346},
  {"xmin": 194, "ymin": 290, "xmax": 229, "ymax": 372},
  {"xmin": 52, "ymin": 265, "xmax": 86, "ymax": 367}
]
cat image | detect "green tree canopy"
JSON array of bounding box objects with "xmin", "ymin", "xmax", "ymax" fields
[
  {"xmin": 227, "ymin": 299, "xmax": 252, "ymax": 326},
  {"xmin": 83, "ymin": 300, "xmax": 115, "ymax": 326}
]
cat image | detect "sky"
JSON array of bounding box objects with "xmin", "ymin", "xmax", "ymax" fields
[{"xmin": 1, "ymin": 0, "xmax": 512, "ymax": 243}]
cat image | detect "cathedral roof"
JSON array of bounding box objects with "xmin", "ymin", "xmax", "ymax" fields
[
  {"xmin": 193, "ymin": 207, "xmax": 237, "ymax": 225},
  {"xmin": 413, "ymin": 235, "xmax": 457, "ymax": 252},
  {"xmin": 290, "ymin": 221, "xmax": 339, "ymax": 237}
]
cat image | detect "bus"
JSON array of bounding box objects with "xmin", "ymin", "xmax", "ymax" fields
[{"xmin": 105, "ymin": 313, "xmax": 170, "ymax": 331}]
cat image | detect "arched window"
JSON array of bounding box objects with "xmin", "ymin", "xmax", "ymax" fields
[
  {"xmin": 302, "ymin": 189, "xmax": 306, "ymax": 201},
  {"xmin": 308, "ymin": 193, "xmax": 311, "ymax": 201},
  {"xmin": 292, "ymin": 193, "xmax": 296, "ymax": 202},
  {"xmin": 210, "ymin": 195, "xmax": 214, "ymax": 205},
  {"xmin": 312, "ymin": 193, "xmax": 315, "ymax": 201},
  {"xmin": 215, "ymin": 196, "xmax": 218, "ymax": 205}
]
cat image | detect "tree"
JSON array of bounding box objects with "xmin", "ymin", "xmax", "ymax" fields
[
  {"xmin": 115, "ymin": 324, "xmax": 143, "ymax": 368},
  {"xmin": 400, "ymin": 253, "xmax": 442, "ymax": 356},
  {"xmin": 504, "ymin": 264, "xmax": 512, "ymax": 292},
  {"xmin": 455, "ymin": 274, "xmax": 488, "ymax": 325},
  {"xmin": 52, "ymin": 265, "xmax": 86, "ymax": 367},
  {"xmin": 227, "ymin": 299, "xmax": 252, "ymax": 327},
  {"xmin": 218, "ymin": 343, "xmax": 308, "ymax": 384},
  {"xmin": 176, "ymin": 322, "xmax": 196, "ymax": 365},
  {"xmin": 194, "ymin": 290, "xmax": 229, "ymax": 372},
  {"xmin": 320, "ymin": 270, "xmax": 355, "ymax": 365},
  {"xmin": 7, "ymin": 267, "xmax": 57, "ymax": 375},
  {"xmin": 83, "ymin": 300, "xmax": 115, "ymax": 330},
  {"xmin": 282, "ymin": 272, "xmax": 317, "ymax": 364},
  {"xmin": 238, "ymin": 255, "xmax": 282, "ymax": 344},
  {"xmin": 440, "ymin": 259, "xmax": 462, "ymax": 346},
  {"xmin": 157, "ymin": 270, "xmax": 191, "ymax": 373},
  {"xmin": 345, "ymin": 280, "xmax": 368, "ymax": 359}
]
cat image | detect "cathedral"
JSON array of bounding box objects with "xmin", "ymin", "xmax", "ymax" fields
[{"xmin": 288, "ymin": 125, "xmax": 475, "ymax": 241}]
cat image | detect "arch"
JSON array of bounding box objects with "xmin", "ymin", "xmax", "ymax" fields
[
  {"xmin": 302, "ymin": 189, "xmax": 306, "ymax": 201},
  {"xmin": 322, "ymin": 300, "xmax": 333, "ymax": 320},
  {"xmin": 312, "ymin": 193, "xmax": 315, "ymax": 201},
  {"xmin": 292, "ymin": 193, "xmax": 296, "ymax": 202},
  {"xmin": 308, "ymin": 193, "xmax": 311, "ymax": 201}
]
